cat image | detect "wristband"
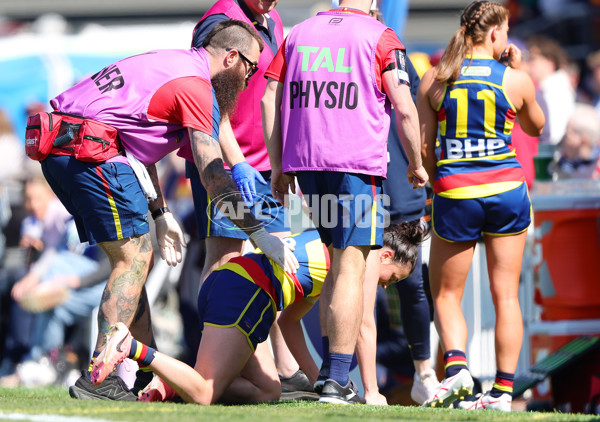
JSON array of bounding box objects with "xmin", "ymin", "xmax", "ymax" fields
[{"xmin": 151, "ymin": 207, "xmax": 170, "ymax": 220}]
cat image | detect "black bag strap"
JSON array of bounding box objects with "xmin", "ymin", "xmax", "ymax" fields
[{"xmin": 52, "ymin": 111, "xmax": 87, "ymax": 120}]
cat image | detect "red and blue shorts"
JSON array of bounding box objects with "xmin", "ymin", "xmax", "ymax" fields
[{"xmin": 41, "ymin": 155, "xmax": 149, "ymax": 245}]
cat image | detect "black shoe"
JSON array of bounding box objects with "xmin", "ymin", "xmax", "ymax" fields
[
  {"xmin": 279, "ymin": 370, "xmax": 319, "ymax": 401},
  {"xmin": 130, "ymin": 369, "xmax": 154, "ymax": 396},
  {"xmin": 318, "ymin": 379, "xmax": 365, "ymax": 405},
  {"xmin": 313, "ymin": 367, "xmax": 329, "ymax": 395},
  {"xmin": 69, "ymin": 371, "xmax": 137, "ymax": 401}
]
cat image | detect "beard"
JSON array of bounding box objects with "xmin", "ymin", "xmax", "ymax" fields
[{"xmin": 212, "ymin": 63, "xmax": 248, "ymax": 117}]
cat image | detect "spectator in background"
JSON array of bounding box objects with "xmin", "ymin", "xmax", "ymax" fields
[
  {"xmin": 549, "ymin": 103, "xmax": 600, "ymax": 180},
  {"xmin": 0, "ymin": 175, "xmax": 73, "ymax": 380},
  {"xmin": 525, "ymin": 35, "xmax": 575, "ymax": 145},
  {"xmin": 4, "ymin": 219, "xmax": 110, "ymax": 388},
  {"xmin": 11, "ymin": 177, "xmax": 74, "ymax": 305}
]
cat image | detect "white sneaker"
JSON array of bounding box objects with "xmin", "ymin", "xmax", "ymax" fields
[
  {"xmin": 16, "ymin": 357, "xmax": 57, "ymax": 387},
  {"xmin": 410, "ymin": 369, "xmax": 440, "ymax": 405},
  {"xmin": 422, "ymin": 369, "xmax": 474, "ymax": 408},
  {"xmin": 457, "ymin": 390, "xmax": 512, "ymax": 412}
]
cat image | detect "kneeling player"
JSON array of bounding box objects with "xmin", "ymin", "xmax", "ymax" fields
[{"xmin": 90, "ymin": 222, "xmax": 427, "ymax": 405}]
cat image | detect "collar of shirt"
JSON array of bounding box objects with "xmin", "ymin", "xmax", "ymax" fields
[
  {"xmin": 236, "ymin": 0, "xmax": 277, "ymax": 54},
  {"xmin": 329, "ymin": 8, "xmax": 370, "ymax": 16},
  {"xmin": 237, "ymin": 0, "xmax": 269, "ymax": 30}
]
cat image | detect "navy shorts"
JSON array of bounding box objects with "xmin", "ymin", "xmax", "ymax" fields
[
  {"xmin": 295, "ymin": 171, "xmax": 385, "ymax": 249},
  {"xmin": 41, "ymin": 155, "xmax": 149, "ymax": 245},
  {"xmin": 186, "ymin": 161, "xmax": 289, "ymax": 240},
  {"xmin": 197, "ymin": 267, "xmax": 275, "ymax": 351},
  {"xmin": 432, "ymin": 182, "xmax": 531, "ymax": 242}
]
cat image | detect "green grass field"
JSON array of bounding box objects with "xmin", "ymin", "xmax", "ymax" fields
[{"xmin": 0, "ymin": 387, "xmax": 598, "ymax": 422}]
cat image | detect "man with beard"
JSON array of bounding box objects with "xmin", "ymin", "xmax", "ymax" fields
[
  {"xmin": 35, "ymin": 20, "xmax": 298, "ymax": 401},
  {"xmin": 182, "ymin": 0, "xmax": 314, "ymax": 402},
  {"xmin": 186, "ymin": 2, "xmax": 287, "ymax": 283}
]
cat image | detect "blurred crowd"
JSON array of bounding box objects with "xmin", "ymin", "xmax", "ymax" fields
[{"xmin": 0, "ymin": 4, "xmax": 599, "ymax": 398}]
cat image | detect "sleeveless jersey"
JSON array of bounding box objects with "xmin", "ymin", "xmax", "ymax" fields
[
  {"xmin": 280, "ymin": 11, "xmax": 390, "ymax": 177},
  {"xmin": 214, "ymin": 229, "xmax": 329, "ymax": 312},
  {"xmin": 182, "ymin": 0, "xmax": 284, "ymax": 170},
  {"xmin": 51, "ymin": 48, "xmax": 214, "ymax": 167},
  {"xmin": 434, "ymin": 56, "xmax": 524, "ymax": 198}
]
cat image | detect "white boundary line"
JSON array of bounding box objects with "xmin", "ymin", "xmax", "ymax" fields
[{"xmin": 0, "ymin": 413, "xmax": 117, "ymax": 422}]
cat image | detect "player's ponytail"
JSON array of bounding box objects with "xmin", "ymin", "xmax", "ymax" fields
[
  {"xmin": 435, "ymin": 1, "xmax": 509, "ymax": 84},
  {"xmin": 383, "ymin": 220, "xmax": 430, "ymax": 274}
]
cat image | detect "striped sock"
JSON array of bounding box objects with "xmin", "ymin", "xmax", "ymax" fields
[
  {"xmin": 128, "ymin": 338, "xmax": 156, "ymax": 367},
  {"xmin": 444, "ymin": 350, "xmax": 468, "ymax": 378},
  {"xmin": 87, "ymin": 351, "xmax": 101, "ymax": 378},
  {"xmin": 329, "ymin": 352, "xmax": 352, "ymax": 386},
  {"xmin": 490, "ymin": 370, "xmax": 514, "ymax": 398}
]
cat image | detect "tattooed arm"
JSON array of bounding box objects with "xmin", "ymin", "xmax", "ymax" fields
[
  {"xmin": 189, "ymin": 128, "xmax": 261, "ymax": 233},
  {"xmin": 189, "ymin": 127, "xmax": 300, "ymax": 273}
]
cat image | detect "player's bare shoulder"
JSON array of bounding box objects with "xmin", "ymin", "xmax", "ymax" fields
[
  {"xmin": 419, "ymin": 67, "xmax": 445, "ymax": 109},
  {"xmin": 504, "ymin": 65, "xmax": 536, "ymax": 110}
]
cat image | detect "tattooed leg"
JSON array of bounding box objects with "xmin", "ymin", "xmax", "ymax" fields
[
  {"xmin": 129, "ymin": 286, "xmax": 157, "ymax": 348},
  {"xmin": 95, "ymin": 233, "xmax": 154, "ymax": 353}
]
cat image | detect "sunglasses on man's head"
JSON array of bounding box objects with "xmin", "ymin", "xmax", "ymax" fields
[{"xmin": 226, "ymin": 48, "xmax": 258, "ymax": 79}]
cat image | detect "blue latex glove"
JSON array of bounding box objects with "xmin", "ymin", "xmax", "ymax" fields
[{"xmin": 231, "ymin": 161, "xmax": 267, "ymax": 203}]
